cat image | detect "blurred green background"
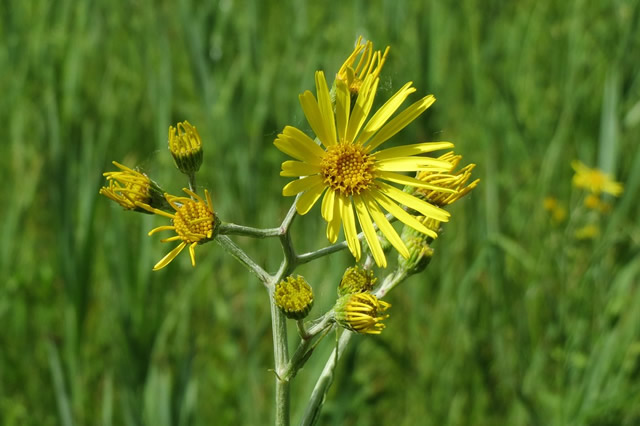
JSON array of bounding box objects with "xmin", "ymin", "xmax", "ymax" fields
[{"xmin": 2, "ymin": 0, "xmax": 640, "ymax": 424}]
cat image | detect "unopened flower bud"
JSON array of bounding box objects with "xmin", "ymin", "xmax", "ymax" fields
[
  {"xmin": 333, "ymin": 293, "xmax": 390, "ymax": 335},
  {"xmin": 99, "ymin": 161, "xmax": 166, "ymax": 213},
  {"xmin": 338, "ymin": 266, "xmax": 377, "ymax": 296},
  {"xmin": 274, "ymin": 276, "xmax": 314, "ymax": 320},
  {"xmin": 169, "ymin": 121, "xmax": 203, "ymax": 175}
]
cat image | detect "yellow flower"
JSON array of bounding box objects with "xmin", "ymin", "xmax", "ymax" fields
[
  {"xmin": 275, "ymin": 71, "xmax": 454, "ymax": 267},
  {"xmin": 100, "ymin": 161, "xmax": 165, "ymax": 212},
  {"xmin": 169, "ymin": 121, "xmax": 203, "ymax": 175},
  {"xmin": 336, "ymin": 36, "xmax": 389, "ymax": 96},
  {"xmin": 543, "ymin": 197, "xmax": 558, "ymax": 211},
  {"xmin": 575, "ymin": 224, "xmax": 600, "ymax": 240},
  {"xmin": 137, "ymin": 188, "xmax": 216, "ymax": 270},
  {"xmin": 338, "ymin": 266, "xmax": 377, "ymax": 296},
  {"xmin": 334, "ymin": 293, "xmax": 390, "ymax": 335},
  {"xmin": 571, "ymin": 160, "xmax": 623, "ymax": 196},
  {"xmin": 275, "ymin": 276, "xmax": 314, "ymax": 320},
  {"xmin": 415, "ymin": 152, "xmax": 479, "ymax": 207}
]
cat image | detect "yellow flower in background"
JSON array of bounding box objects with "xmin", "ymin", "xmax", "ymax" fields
[
  {"xmin": 543, "ymin": 197, "xmax": 559, "ymax": 212},
  {"xmin": 415, "ymin": 152, "xmax": 479, "ymax": 207},
  {"xmin": 336, "ymin": 36, "xmax": 389, "ymax": 96},
  {"xmin": 100, "ymin": 161, "xmax": 164, "ymax": 212},
  {"xmin": 575, "ymin": 224, "xmax": 600, "ymax": 240},
  {"xmin": 334, "ymin": 293, "xmax": 390, "ymax": 335},
  {"xmin": 275, "ymin": 71, "xmax": 455, "ymax": 267},
  {"xmin": 137, "ymin": 189, "xmax": 216, "ymax": 270},
  {"xmin": 169, "ymin": 121, "xmax": 203, "ymax": 175},
  {"xmin": 542, "ymin": 196, "xmax": 567, "ymax": 223},
  {"xmin": 571, "ymin": 160, "xmax": 623, "ymax": 196}
]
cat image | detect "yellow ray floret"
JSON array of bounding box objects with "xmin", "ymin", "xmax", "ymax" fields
[
  {"xmin": 275, "ymin": 70, "xmax": 456, "ymax": 268},
  {"xmin": 137, "ymin": 188, "xmax": 216, "ymax": 270}
]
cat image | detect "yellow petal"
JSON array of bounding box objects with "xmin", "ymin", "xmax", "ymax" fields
[
  {"xmin": 358, "ymin": 81, "xmax": 415, "ymax": 144},
  {"xmin": 189, "ymin": 242, "xmax": 198, "ymax": 267},
  {"xmin": 282, "ymin": 175, "xmax": 324, "ymax": 196},
  {"xmin": 283, "ymin": 126, "xmax": 326, "ymax": 157},
  {"xmin": 340, "ymin": 195, "xmax": 361, "ymax": 260},
  {"xmin": 315, "ymin": 71, "xmax": 336, "ymax": 146},
  {"xmin": 326, "ymin": 196, "xmax": 341, "ymax": 243},
  {"xmin": 296, "ymin": 182, "xmax": 326, "ymax": 215},
  {"xmin": 365, "ymin": 94, "xmax": 435, "ymax": 151},
  {"xmin": 300, "ymin": 90, "xmax": 333, "ymax": 148},
  {"xmin": 354, "ymin": 195, "xmax": 387, "ymax": 267},
  {"xmin": 280, "ymin": 160, "xmax": 321, "ymax": 177},
  {"xmin": 346, "ymin": 75, "xmax": 379, "ymax": 142},
  {"xmin": 321, "ymin": 188, "xmax": 336, "ymax": 222},
  {"xmin": 374, "ymin": 142, "xmax": 454, "ymax": 160},
  {"xmin": 361, "ymin": 193, "xmax": 409, "ymax": 258},
  {"xmin": 376, "ymin": 171, "xmax": 456, "ymax": 192},
  {"xmin": 274, "ymin": 131, "xmax": 323, "ymax": 165},
  {"xmin": 148, "ymin": 225, "xmax": 176, "ymax": 236},
  {"xmin": 335, "ymin": 78, "xmax": 350, "ymax": 142},
  {"xmin": 375, "ymin": 156, "xmax": 453, "ymax": 172},
  {"xmin": 153, "ymin": 242, "xmax": 187, "ymax": 271},
  {"xmin": 370, "ymin": 191, "xmax": 438, "ymax": 239},
  {"xmin": 376, "ymin": 182, "xmax": 449, "ymax": 222}
]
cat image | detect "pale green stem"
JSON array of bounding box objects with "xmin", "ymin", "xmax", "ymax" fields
[
  {"xmin": 300, "ymin": 331, "xmax": 354, "ymax": 426},
  {"xmin": 218, "ymin": 223, "xmax": 282, "ymax": 238},
  {"xmin": 187, "ymin": 173, "xmax": 197, "ymax": 194},
  {"xmin": 270, "ymin": 290, "xmax": 290, "ymax": 426},
  {"xmin": 300, "ymin": 268, "xmax": 408, "ymax": 425},
  {"xmin": 214, "ymin": 235, "xmax": 271, "ymax": 285}
]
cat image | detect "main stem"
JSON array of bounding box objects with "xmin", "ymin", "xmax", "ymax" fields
[{"xmin": 271, "ymin": 289, "xmax": 290, "ymax": 426}]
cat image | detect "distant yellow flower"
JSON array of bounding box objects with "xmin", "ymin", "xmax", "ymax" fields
[
  {"xmin": 275, "ymin": 71, "xmax": 455, "ymax": 267},
  {"xmin": 542, "ymin": 197, "xmax": 567, "ymax": 223},
  {"xmin": 137, "ymin": 189, "xmax": 216, "ymax": 270},
  {"xmin": 169, "ymin": 121, "xmax": 203, "ymax": 175},
  {"xmin": 334, "ymin": 293, "xmax": 390, "ymax": 335},
  {"xmin": 336, "ymin": 36, "xmax": 389, "ymax": 96},
  {"xmin": 100, "ymin": 161, "xmax": 164, "ymax": 212},
  {"xmin": 571, "ymin": 160, "xmax": 623, "ymax": 196},
  {"xmin": 415, "ymin": 152, "xmax": 479, "ymax": 207},
  {"xmin": 543, "ymin": 197, "xmax": 558, "ymax": 211},
  {"xmin": 575, "ymin": 224, "xmax": 600, "ymax": 240}
]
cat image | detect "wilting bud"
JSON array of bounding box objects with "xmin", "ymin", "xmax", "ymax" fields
[
  {"xmin": 415, "ymin": 152, "xmax": 479, "ymax": 207},
  {"xmin": 274, "ymin": 276, "xmax": 314, "ymax": 320},
  {"xmin": 333, "ymin": 293, "xmax": 390, "ymax": 335},
  {"xmin": 335, "ymin": 36, "xmax": 389, "ymax": 97},
  {"xmin": 169, "ymin": 121, "xmax": 203, "ymax": 175},
  {"xmin": 338, "ymin": 266, "xmax": 377, "ymax": 296},
  {"xmin": 99, "ymin": 161, "xmax": 166, "ymax": 213}
]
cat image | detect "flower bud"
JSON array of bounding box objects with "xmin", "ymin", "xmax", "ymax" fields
[
  {"xmin": 333, "ymin": 293, "xmax": 390, "ymax": 335},
  {"xmin": 274, "ymin": 276, "xmax": 314, "ymax": 320},
  {"xmin": 169, "ymin": 121, "xmax": 203, "ymax": 175},
  {"xmin": 338, "ymin": 266, "xmax": 377, "ymax": 296},
  {"xmin": 99, "ymin": 161, "xmax": 166, "ymax": 213}
]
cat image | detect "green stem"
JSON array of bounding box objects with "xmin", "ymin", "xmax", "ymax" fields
[
  {"xmin": 187, "ymin": 173, "xmax": 197, "ymax": 194},
  {"xmin": 214, "ymin": 235, "xmax": 271, "ymax": 285},
  {"xmin": 300, "ymin": 331, "xmax": 354, "ymax": 426},
  {"xmin": 218, "ymin": 223, "xmax": 282, "ymax": 238},
  {"xmin": 271, "ymin": 291, "xmax": 290, "ymax": 426}
]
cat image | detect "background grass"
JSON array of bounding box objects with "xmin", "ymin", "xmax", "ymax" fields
[{"xmin": 2, "ymin": 0, "xmax": 640, "ymax": 424}]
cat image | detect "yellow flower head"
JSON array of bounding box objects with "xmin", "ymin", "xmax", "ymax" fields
[
  {"xmin": 338, "ymin": 266, "xmax": 377, "ymax": 296},
  {"xmin": 137, "ymin": 188, "xmax": 217, "ymax": 270},
  {"xmin": 100, "ymin": 161, "xmax": 165, "ymax": 212},
  {"xmin": 275, "ymin": 71, "xmax": 455, "ymax": 268},
  {"xmin": 415, "ymin": 152, "xmax": 479, "ymax": 206},
  {"xmin": 274, "ymin": 275, "xmax": 314, "ymax": 320},
  {"xmin": 543, "ymin": 197, "xmax": 558, "ymax": 211},
  {"xmin": 334, "ymin": 293, "xmax": 390, "ymax": 335},
  {"xmin": 575, "ymin": 224, "xmax": 600, "ymax": 240},
  {"xmin": 336, "ymin": 36, "xmax": 389, "ymax": 96},
  {"xmin": 571, "ymin": 160, "xmax": 623, "ymax": 196},
  {"xmin": 169, "ymin": 121, "xmax": 203, "ymax": 175}
]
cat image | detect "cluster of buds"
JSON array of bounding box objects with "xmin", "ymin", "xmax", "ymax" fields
[{"xmin": 100, "ymin": 121, "xmax": 215, "ymax": 270}]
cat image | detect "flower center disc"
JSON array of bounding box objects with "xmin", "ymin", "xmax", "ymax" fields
[
  {"xmin": 321, "ymin": 144, "xmax": 375, "ymax": 196},
  {"xmin": 173, "ymin": 201, "xmax": 214, "ymax": 243}
]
